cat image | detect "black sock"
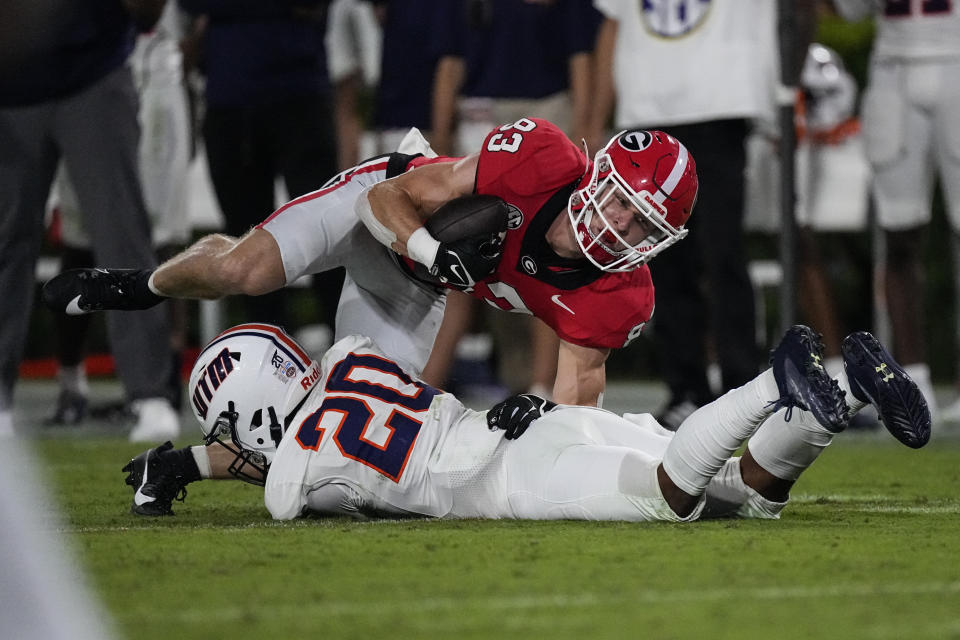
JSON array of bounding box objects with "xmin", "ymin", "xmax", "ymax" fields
[
  {"xmin": 159, "ymin": 446, "xmax": 202, "ymax": 484},
  {"xmin": 130, "ymin": 269, "xmax": 164, "ymax": 309}
]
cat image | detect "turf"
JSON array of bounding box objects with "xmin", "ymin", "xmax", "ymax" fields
[{"xmin": 29, "ymin": 435, "xmax": 960, "ymax": 640}]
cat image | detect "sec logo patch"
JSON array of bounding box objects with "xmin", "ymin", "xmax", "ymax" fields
[{"xmin": 641, "ymin": 0, "xmax": 712, "ymax": 38}]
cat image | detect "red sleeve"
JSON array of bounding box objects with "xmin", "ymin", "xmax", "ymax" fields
[{"xmin": 476, "ymin": 118, "xmax": 586, "ymax": 198}]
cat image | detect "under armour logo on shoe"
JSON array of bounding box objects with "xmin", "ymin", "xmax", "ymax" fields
[
  {"xmin": 876, "ymin": 362, "xmax": 894, "ymax": 382},
  {"xmin": 811, "ymin": 353, "xmax": 824, "ymax": 370}
]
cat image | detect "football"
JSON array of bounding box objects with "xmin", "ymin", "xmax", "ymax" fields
[
  {"xmin": 408, "ymin": 194, "xmax": 509, "ymax": 285},
  {"xmin": 425, "ymin": 194, "xmax": 509, "ymax": 242}
]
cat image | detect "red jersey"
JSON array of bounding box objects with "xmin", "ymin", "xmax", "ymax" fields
[{"xmin": 408, "ymin": 119, "xmax": 655, "ymax": 349}]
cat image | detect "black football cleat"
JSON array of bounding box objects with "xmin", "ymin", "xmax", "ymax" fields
[
  {"xmin": 841, "ymin": 331, "xmax": 931, "ymax": 448},
  {"xmin": 770, "ymin": 325, "xmax": 849, "ymax": 433},
  {"xmin": 122, "ymin": 441, "xmax": 187, "ymax": 516},
  {"xmin": 42, "ymin": 268, "xmax": 161, "ymax": 315}
]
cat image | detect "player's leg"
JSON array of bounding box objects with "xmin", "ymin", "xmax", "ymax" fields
[
  {"xmin": 502, "ymin": 409, "xmax": 687, "ymax": 522},
  {"xmin": 335, "ymin": 242, "xmax": 447, "ymax": 377},
  {"xmin": 932, "ymin": 57, "xmax": 960, "ymax": 420},
  {"xmin": 658, "ymin": 326, "xmax": 848, "ymax": 517},
  {"xmin": 715, "ymin": 329, "xmax": 932, "ymax": 519},
  {"xmin": 866, "ymin": 60, "xmax": 939, "ymax": 416},
  {"xmin": 41, "ymin": 152, "xmax": 376, "ymax": 313},
  {"xmin": 420, "ymin": 291, "xmax": 478, "ymax": 388}
]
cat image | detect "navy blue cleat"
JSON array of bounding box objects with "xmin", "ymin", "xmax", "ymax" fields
[
  {"xmin": 122, "ymin": 441, "xmax": 187, "ymax": 516},
  {"xmin": 841, "ymin": 331, "xmax": 931, "ymax": 449},
  {"xmin": 770, "ymin": 325, "xmax": 849, "ymax": 433}
]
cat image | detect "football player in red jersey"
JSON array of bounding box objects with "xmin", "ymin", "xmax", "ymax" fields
[
  {"xmin": 43, "ymin": 118, "xmax": 697, "ymax": 407},
  {"xmin": 362, "ymin": 118, "xmax": 697, "ymax": 405}
]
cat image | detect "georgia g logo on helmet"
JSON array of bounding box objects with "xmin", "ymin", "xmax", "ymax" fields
[
  {"xmin": 567, "ymin": 129, "xmax": 699, "ymax": 272},
  {"xmin": 618, "ymin": 130, "xmax": 653, "ymax": 153}
]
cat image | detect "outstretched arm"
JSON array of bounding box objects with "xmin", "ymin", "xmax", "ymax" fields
[{"xmin": 553, "ymin": 340, "xmax": 609, "ymax": 406}]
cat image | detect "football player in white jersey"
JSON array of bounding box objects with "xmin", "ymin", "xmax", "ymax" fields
[
  {"xmin": 122, "ymin": 322, "xmax": 929, "ymax": 521},
  {"xmin": 834, "ymin": 0, "xmax": 960, "ymax": 420}
]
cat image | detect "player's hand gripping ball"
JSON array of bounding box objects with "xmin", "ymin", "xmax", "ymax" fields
[{"xmin": 413, "ymin": 194, "xmax": 509, "ymax": 289}]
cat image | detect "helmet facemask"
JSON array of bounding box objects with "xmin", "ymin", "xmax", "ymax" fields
[
  {"xmin": 568, "ymin": 130, "xmax": 696, "ymax": 272},
  {"xmin": 202, "ymin": 400, "xmax": 286, "ymax": 486},
  {"xmin": 189, "ymin": 324, "xmax": 320, "ymax": 486}
]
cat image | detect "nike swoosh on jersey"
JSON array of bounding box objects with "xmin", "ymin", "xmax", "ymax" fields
[
  {"xmin": 65, "ymin": 295, "xmax": 86, "ymax": 315},
  {"xmin": 551, "ymin": 294, "xmax": 575, "ymax": 315}
]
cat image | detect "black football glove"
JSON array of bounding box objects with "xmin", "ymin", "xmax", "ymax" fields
[
  {"xmin": 429, "ymin": 232, "xmax": 504, "ymax": 290},
  {"xmin": 487, "ymin": 393, "xmax": 557, "ymax": 440}
]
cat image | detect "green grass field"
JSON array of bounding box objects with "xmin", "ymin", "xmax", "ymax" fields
[{"xmin": 25, "ymin": 430, "xmax": 960, "ymax": 640}]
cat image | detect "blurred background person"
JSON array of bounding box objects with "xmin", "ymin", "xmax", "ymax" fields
[
  {"xmin": 179, "ymin": 0, "xmax": 343, "ymax": 341},
  {"xmin": 833, "ymin": 0, "xmax": 960, "ymax": 422},
  {"xmin": 586, "ymin": 0, "xmax": 779, "ymax": 428},
  {"xmin": 0, "ymin": 0, "xmax": 179, "ymax": 440},
  {"xmin": 367, "ymin": 0, "xmax": 445, "ymax": 155},
  {"xmin": 422, "ymin": 0, "xmax": 603, "ymax": 402},
  {"xmin": 45, "ymin": 0, "xmax": 193, "ymax": 428},
  {"xmin": 325, "ymin": 0, "xmax": 381, "ymax": 170}
]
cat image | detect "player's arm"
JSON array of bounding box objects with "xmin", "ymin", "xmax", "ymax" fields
[
  {"xmin": 358, "ymin": 154, "xmax": 505, "ymax": 290},
  {"xmin": 360, "ymin": 153, "xmax": 479, "ymax": 255},
  {"xmin": 553, "ymin": 339, "xmax": 609, "ymax": 406},
  {"xmin": 151, "ymin": 228, "xmax": 286, "ymax": 299}
]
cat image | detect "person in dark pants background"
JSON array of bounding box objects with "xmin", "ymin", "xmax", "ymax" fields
[
  {"xmin": 180, "ymin": 0, "xmax": 343, "ymax": 334},
  {"xmin": 0, "ymin": 0, "xmax": 179, "ymax": 441},
  {"xmin": 587, "ymin": 1, "xmax": 778, "ymax": 428}
]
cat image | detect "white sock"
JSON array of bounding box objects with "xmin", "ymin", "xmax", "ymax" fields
[
  {"xmin": 662, "ymin": 370, "xmax": 780, "ymax": 496},
  {"xmin": 834, "ymin": 368, "xmax": 867, "ymax": 413},
  {"xmin": 57, "ymin": 364, "xmax": 88, "ymax": 396},
  {"xmin": 824, "ymin": 356, "xmax": 844, "ymax": 378},
  {"xmin": 703, "ymin": 459, "xmax": 787, "ymax": 520},
  {"xmin": 190, "ymin": 446, "xmax": 212, "ymax": 479},
  {"xmin": 747, "ymin": 406, "xmax": 835, "ymax": 482}
]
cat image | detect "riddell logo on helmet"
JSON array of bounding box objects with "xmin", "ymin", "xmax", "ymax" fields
[
  {"xmin": 639, "ymin": 191, "xmax": 667, "ymax": 216},
  {"xmin": 192, "ymin": 347, "xmax": 236, "ymax": 420},
  {"xmin": 301, "ymin": 364, "xmax": 322, "ymax": 391}
]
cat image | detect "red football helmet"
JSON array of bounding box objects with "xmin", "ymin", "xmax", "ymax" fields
[{"xmin": 567, "ymin": 130, "xmax": 698, "ymax": 272}]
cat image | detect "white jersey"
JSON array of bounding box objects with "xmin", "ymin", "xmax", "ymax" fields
[
  {"xmin": 593, "ymin": 0, "xmax": 779, "ymax": 127},
  {"xmin": 265, "ymin": 335, "xmax": 506, "ymax": 520},
  {"xmin": 52, "ymin": 1, "xmax": 191, "ymax": 248},
  {"xmin": 264, "ymin": 335, "xmax": 718, "ymax": 523},
  {"xmin": 834, "ymin": 0, "xmax": 960, "ymax": 60}
]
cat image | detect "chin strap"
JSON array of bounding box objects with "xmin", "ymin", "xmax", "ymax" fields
[{"xmin": 267, "ymin": 406, "xmax": 283, "ymax": 448}]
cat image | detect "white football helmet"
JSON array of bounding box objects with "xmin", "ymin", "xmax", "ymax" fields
[
  {"xmin": 568, "ymin": 130, "xmax": 698, "ymax": 272},
  {"xmin": 188, "ymin": 323, "xmax": 320, "ymax": 485}
]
